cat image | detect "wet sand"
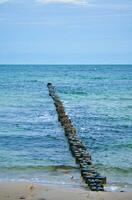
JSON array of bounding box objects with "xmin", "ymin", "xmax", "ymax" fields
[{"xmin": 0, "ymin": 181, "xmax": 131, "ymax": 200}]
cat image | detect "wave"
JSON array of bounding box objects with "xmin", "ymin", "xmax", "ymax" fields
[
  {"xmin": 114, "ymin": 143, "xmax": 132, "ymax": 149},
  {"xmin": 96, "ymin": 164, "xmax": 132, "ymax": 174},
  {"xmin": 60, "ymin": 90, "xmax": 87, "ymax": 96},
  {"xmin": 0, "ymin": 165, "xmax": 78, "ymax": 172},
  {"xmin": 2, "ymin": 163, "xmax": 132, "ymax": 175},
  {"xmin": 91, "ymin": 77, "xmax": 107, "ymax": 80}
]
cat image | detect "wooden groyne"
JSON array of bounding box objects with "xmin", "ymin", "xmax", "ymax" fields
[{"xmin": 47, "ymin": 83, "xmax": 106, "ymax": 191}]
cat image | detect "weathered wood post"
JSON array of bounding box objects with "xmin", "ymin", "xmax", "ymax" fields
[{"xmin": 47, "ymin": 83, "xmax": 106, "ymax": 191}]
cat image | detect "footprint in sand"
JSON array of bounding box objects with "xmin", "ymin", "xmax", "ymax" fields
[
  {"xmin": 38, "ymin": 198, "xmax": 47, "ymax": 200},
  {"xmin": 19, "ymin": 196, "xmax": 26, "ymax": 199}
]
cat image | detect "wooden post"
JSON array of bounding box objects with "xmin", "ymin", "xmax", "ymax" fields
[{"xmin": 47, "ymin": 83, "xmax": 106, "ymax": 191}]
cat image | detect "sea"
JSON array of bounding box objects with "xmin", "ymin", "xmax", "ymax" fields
[{"xmin": 0, "ymin": 65, "xmax": 132, "ymax": 192}]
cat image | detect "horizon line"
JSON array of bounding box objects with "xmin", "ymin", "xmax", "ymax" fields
[{"xmin": 0, "ymin": 64, "xmax": 132, "ymax": 66}]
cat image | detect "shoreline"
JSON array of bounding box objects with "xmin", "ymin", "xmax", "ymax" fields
[
  {"xmin": 0, "ymin": 181, "xmax": 132, "ymax": 200},
  {"xmin": 0, "ymin": 177, "xmax": 132, "ymax": 192}
]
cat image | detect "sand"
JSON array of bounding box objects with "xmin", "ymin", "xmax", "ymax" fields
[{"xmin": 0, "ymin": 181, "xmax": 131, "ymax": 200}]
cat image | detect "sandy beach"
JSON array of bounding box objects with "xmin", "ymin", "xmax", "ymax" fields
[{"xmin": 0, "ymin": 181, "xmax": 131, "ymax": 200}]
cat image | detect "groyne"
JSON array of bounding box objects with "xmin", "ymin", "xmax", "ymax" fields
[{"xmin": 47, "ymin": 83, "xmax": 106, "ymax": 191}]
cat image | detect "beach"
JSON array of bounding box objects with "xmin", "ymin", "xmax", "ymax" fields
[
  {"xmin": 0, "ymin": 181, "xmax": 132, "ymax": 200},
  {"xmin": 0, "ymin": 0, "xmax": 132, "ymax": 195}
]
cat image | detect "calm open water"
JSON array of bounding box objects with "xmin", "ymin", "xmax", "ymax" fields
[{"xmin": 0, "ymin": 65, "xmax": 132, "ymax": 191}]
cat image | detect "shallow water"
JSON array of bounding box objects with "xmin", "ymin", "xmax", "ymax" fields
[{"xmin": 0, "ymin": 65, "xmax": 132, "ymax": 191}]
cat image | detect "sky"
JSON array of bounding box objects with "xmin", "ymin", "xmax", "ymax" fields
[{"xmin": 0, "ymin": 0, "xmax": 132, "ymax": 64}]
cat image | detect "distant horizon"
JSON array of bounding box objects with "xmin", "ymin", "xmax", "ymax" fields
[{"xmin": 0, "ymin": 63, "xmax": 132, "ymax": 66}]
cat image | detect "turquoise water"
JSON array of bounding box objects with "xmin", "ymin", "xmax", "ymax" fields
[{"xmin": 0, "ymin": 65, "xmax": 132, "ymax": 191}]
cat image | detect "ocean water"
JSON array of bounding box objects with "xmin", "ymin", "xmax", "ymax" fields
[{"xmin": 0, "ymin": 65, "xmax": 132, "ymax": 191}]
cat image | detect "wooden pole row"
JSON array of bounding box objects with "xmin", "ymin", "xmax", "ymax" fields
[{"xmin": 47, "ymin": 83, "xmax": 106, "ymax": 191}]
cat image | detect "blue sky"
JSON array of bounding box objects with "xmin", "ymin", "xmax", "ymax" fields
[{"xmin": 0, "ymin": 0, "xmax": 132, "ymax": 64}]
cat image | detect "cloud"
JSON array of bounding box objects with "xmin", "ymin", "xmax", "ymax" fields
[
  {"xmin": 37, "ymin": 0, "xmax": 88, "ymax": 6},
  {"xmin": 0, "ymin": 0, "xmax": 8, "ymax": 3},
  {"xmin": 0, "ymin": 0, "xmax": 88, "ymax": 6}
]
